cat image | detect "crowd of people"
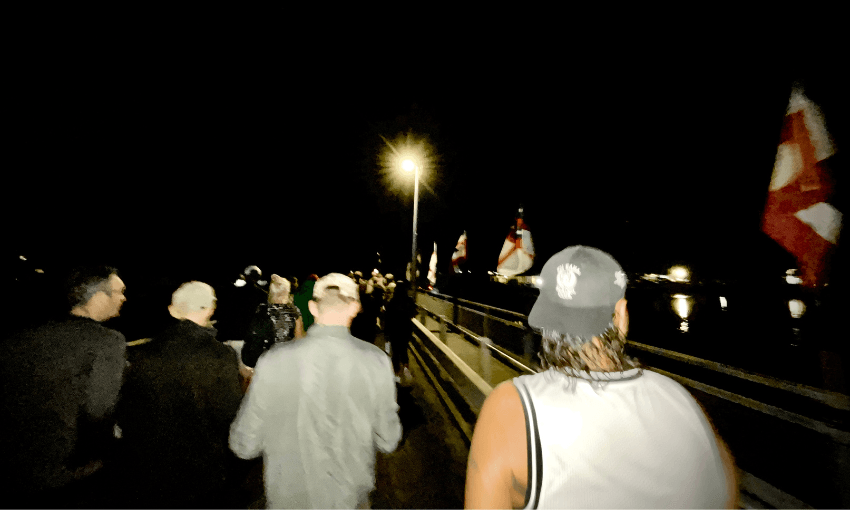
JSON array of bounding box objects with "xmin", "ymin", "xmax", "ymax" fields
[
  {"xmin": 0, "ymin": 264, "xmax": 417, "ymax": 508},
  {"xmin": 0, "ymin": 247, "xmax": 740, "ymax": 509}
]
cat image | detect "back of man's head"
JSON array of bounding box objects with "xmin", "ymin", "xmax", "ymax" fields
[
  {"xmin": 169, "ymin": 281, "xmax": 216, "ymax": 320},
  {"xmin": 528, "ymin": 246, "xmax": 637, "ymax": 374},
  {"xmin": 64, "ymin": 265, "xmax": 118, "ymax": 310},
  {"xmin": 313, "ymin": 273, "xmax": 359, "ymax": 308}
]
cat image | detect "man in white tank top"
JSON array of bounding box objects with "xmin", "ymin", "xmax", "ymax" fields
[{"xmin": 465, "ymin": 246, "xmax": 738, "ymax": 509}]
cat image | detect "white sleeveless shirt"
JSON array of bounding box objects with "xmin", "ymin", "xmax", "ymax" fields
[{"xmin": 512, "ymin": 368, "xmax": 727, "ymax": 509}]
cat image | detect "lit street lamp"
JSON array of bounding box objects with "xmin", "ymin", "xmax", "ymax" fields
[{"xmin": 403, "ymin": 158, "xmax": 420, "ymax": 303}]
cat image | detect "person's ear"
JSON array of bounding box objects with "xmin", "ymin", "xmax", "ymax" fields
[
  {"xmin": 614, "ymin": 298, "xmax": 629, "ymax": 337},
  {"xmin": 308, "ymin": 300, "xmax": 319, "ymax": 317}
]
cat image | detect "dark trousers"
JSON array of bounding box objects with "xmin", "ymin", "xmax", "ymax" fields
[{"xmin": 389, "ymin": 331, "xmax": 411, "ymax": 373}]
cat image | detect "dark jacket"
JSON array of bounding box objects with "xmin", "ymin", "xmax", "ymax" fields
[
  {"xmin": 241, "ymin": 302, "xmax": 302, "ymax": 367},
  {"xmin": 118, "ymin": 317, "xmax": 244, "ymax": 506},
  {"xmin": 0, "ymin": 316, "xmax": 126, "ymax": 496}
]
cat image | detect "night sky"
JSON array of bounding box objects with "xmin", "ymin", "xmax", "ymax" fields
[{"xmin": 5, "ymin": 11, "xmax": 848, "ymax": 293}]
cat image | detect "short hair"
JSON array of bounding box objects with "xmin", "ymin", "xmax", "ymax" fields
[
  {"xmin": 64, "ymin": 266, "xmax": 119, "ymax": 309},
  {"xmin": 313, "ymin": 287, "xmax": 357, "ymax": 312},
  {"xmin": 170, "ymin": 281, "xmax": 216, "ymax": 318}
]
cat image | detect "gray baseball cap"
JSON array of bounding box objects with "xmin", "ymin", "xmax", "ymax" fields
[{"xmin": 528, "ymin": 246, "xmax": 627, "ymax": 338}]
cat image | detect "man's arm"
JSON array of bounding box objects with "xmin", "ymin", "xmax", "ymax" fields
[
  {"xmin": 85, "ymin": 331, "xmax": 126, "ymax": 420},
  {"xmin": 694, "ymin": 398, "xmax": 739, "ymax": 508},
  {"xmin": 373, "ymin": 354, "xmax": 402, "ymax": 453},
  {"xmin": 465, "ymin": 381, "xmax": 527, "ymax": 509},
  {"xmin": 241, "ymin": 310, "xmax": 269, "ymax": 368},
  {"xmin": 229, "ymin": 355, "xmax": 269, "ymax": 460},
  {"xmin": 208, "ymin": 346, "xmax": 245, "ymax": 433}
]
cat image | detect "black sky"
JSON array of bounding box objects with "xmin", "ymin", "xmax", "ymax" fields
[{"xmin": 5, "ymin": 10, "xmax": 847, "ymax": 291}]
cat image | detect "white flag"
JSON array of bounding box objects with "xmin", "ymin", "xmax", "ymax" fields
[
  {"xmin": 428, "ymin": 243, "xmax": 437, "ymax": 286},
  {"xmin": 497, "ymin": 216, "xmax": 534, "ymax": 277}
]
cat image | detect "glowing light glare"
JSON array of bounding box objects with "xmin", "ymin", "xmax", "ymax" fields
[
  {"xmin": 674, "ymin": 296, "xmax": 691, "ymax": 319},
  {"xmin": 19, "ymin": 255, "xmax": 27, "ymax": 261},
  {"xmin": 234, "ymin": 279, "xmax": 246, "ymax": 287},
  {"xmin": 35, "ymin": 269, "xmax": 44, "ymax": 274},
  {"xmin": 672, "ymin": 294, "xmax": 690, "ymax": 299},
  {"xmin": 719, "ymin": 296, "xmax": 727, "ymax": 309},
  {"xmin": 789, "ymin": 299, "xmax": 806, "ymax": 318},
  {"xmin": 669, "ymin": 266, "xmax": 689, "ymax": 281},
  {"xmin": 377, "ymin": 131, "xmax": 438, "ymax": 197},
  {"xmin": 536, "ymin": 277, "xmax": 544, "ymax": 287},
  {"xmin": 786, "ymin": 275, "xmax": 803, "ymax": 284},
  {"xmin": 680, "ymin": 321, "xmax": 689, "ymax": 332}
]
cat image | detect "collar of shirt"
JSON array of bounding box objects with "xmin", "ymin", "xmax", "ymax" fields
[
  {"xmin": 556, "ymin": 367, "xmax": 643, "ymax": 382},
  {"xmin": 306, "ymin": 324, "xmax": 350, "ymax": 339}
]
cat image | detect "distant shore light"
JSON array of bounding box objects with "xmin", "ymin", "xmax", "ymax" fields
[
  {"xmin": 789, "ymin": 299, "xmax": 805, "ymax": 318},
  {"xmin": 669, "ymin": 266, "xmax": 689, "ymax": 282}
]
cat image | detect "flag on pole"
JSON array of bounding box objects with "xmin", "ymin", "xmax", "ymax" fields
[
  {"xmin": 497, "ymin": 209, "xmax": 534, "ymax": 277},
  {"xmin": 451, "ymin": 231, "xmax": 468, "ymax": 273},
  {"xmin": 428, "ymin": 243, "xmax": 437, "ymax": 287},
  {"xmin": 762, "ymin": 85, "xmax": 841, "ymax": 288}
]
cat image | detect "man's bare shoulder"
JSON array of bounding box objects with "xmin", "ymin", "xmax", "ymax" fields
[{"xmin": 483, "ymin": 380, "xmax": 524, "ymax": 416}]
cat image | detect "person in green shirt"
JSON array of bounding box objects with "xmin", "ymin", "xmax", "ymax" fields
[{"xmin": 293, "ymin": 274, "xmax": 318, "ymax": 331}]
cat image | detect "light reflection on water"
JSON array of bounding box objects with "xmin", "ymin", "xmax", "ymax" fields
[
  {"xmin": 646, "ymin": 291, "xmax": 809, "ymax": 341},
  {"xmin": 672, "ymin": 294, "xmax": 692, "ymax": 333}
]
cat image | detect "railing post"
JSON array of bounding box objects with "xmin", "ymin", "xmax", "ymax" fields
[
  {"xmin": 483, "ymin": 313, "xmax": 491, "ymax": 339},
  {"xmin": 420, "ymin": 307, "xmax": 428, "ymax": 325},
  {"xmin": 480, "ymin": 336, "xmax": 493, "ymax": 383},
  {"xmin": 523, "ymin": 329, "xmax": 535, "ymax": 363},
  {"xmin": 452, "ymin": 295, "xmax": 459, "ymax": 327},
  {"xmin": 439, "ymin": 315, "xmax": 448, "ymax": 344}
]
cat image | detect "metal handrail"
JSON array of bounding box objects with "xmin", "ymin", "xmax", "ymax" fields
[
  {"xmin": 429, "ymin": 291, "xmax": 529, "ymax": 320},
  {"xmin": 420, "ymin": 306, "xmax": 538, "ymax": 376},
  {"xmin": 628, "ymin": 341, "xmax": 850, "ymax": 411},
  {"xmin": 422, "ymin": 291, "xmax": 849, "ymax": 408},
  {"xmin": 417, "ymin": 302, "xmax": 850, "ymax": 445}
]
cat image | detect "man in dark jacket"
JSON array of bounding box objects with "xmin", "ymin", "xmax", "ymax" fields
[
  {"xmin": 118, "ymin": 281, "xmax": 245, "ymax": 508},
  {"xmin": 0, "ymin": 266, "xmax": 127, "ymax": 508}
]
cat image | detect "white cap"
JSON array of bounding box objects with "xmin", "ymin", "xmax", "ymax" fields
[
  {"xmin": 313, "ymin": 273, "xmax": 359, "ymax": 301},
  {"xmin": 171, "ymin": 281, "xmax": 216, "ymax": 315}
]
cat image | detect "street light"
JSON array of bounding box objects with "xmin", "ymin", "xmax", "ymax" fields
[{"xmin": 402, "ymin": 158, "xmax": 420, "ymax": 303}]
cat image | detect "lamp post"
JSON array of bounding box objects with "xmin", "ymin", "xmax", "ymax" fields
[{"xmin": 402, "ymin": 158, "xmax": 419, "ymax": 304}]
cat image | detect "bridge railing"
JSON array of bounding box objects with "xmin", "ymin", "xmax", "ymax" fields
[{"xmin": 413, "ymin": 290, "xmax": 850, "ymax": 509}]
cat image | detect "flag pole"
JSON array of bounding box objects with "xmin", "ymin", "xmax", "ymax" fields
[{"xmin": 411, "ymin": 165, "xmax": 419, "ymax": 305}]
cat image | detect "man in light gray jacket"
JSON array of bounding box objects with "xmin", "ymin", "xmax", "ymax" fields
[{"xmin": 230, "ymin": 273, "xmax": 402, "ymax": 509}]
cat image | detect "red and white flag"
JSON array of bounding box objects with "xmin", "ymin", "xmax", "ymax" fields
[
  {"xmin": 497, "ymin": 211, "xmax": 534, "ymax": 277},
  {"xmin": 451, "ymin": 231, "xmax": 467, "ymax": 273},
  {"xmin": 762, "ymin": 86, "xmax": 841, "ymax": 288}
]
